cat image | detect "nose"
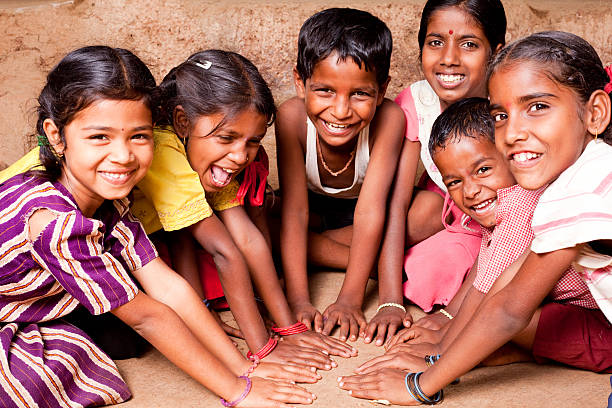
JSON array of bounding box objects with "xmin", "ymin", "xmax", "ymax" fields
[
  {"xmin": 228, "ymin": 142, "xmax": 249, "ymax": 166},
  {"xmin": 463, "ymin": 177, "xmax": 481, "ymax": 201},
  {"xmin": 440, "ymin": 43, "xmax": 459, "ymax": 67},
  {"xmin": 331, "ymin": 94, "xmax": 351, "ymax": 120},
  {"xmin": 501, "ymin": 115, "xmax": 529, "ymax": 146},
  {"xmin": 109, "ymin": 140, "xmax": 134, "ymax": 164}
]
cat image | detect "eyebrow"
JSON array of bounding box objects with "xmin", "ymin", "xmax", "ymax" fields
[
  {"xmin": 309, "ymin": 82, "xmax": 377, "ymax": 94},
  {"xmin": 427, "ymin": 32, "xmax": 481, "ymax": 41},
  {"xmin": 441, "ymin": 155, "xmax": 494, "ymax": 180},
  {"xmin": 81, "ymin": 125, "xmax": 153, "ymax": 131},
  {"xmin": 489, "ymin": 92, "xmax": 557, "ymax": 111}
]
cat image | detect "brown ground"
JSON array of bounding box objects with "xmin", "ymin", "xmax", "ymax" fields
[{"xmin": 0, "ymin": 1, "xmax": 611, "ymax": 407}]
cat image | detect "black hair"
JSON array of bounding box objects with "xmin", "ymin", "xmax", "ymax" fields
[
  {"xmin": 35, "ymin": 45, "xmax": 158, "ymax": 180},
  {"xmin": 417, "ymin": 0, "xmax": 506, "ymax": 54},
  {"xmin": 157, "ymin": 49, "xmax": 275, "ymax": 136},
  {"xmin": 296, "ymin": 8, "xmax": 392, "ymax": 86},
  {"xmin": 488, "ymin": 31, "xmax": 612, "ymax": 144},
  {"xmin": 429, "ymin": 97, "xmax": 493, "ymax": 156}
]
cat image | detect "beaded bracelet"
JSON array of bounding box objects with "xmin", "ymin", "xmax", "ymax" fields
[
  {"xmin": 272, "ymin": 321, "xmax": 309, "ymax": 336},
  {"xmin": 424, "ymin": 354, "xmax": 441, "ymax": 367},
  {"xmin": 246, "ymin": 337, "xmax": 278, "ymax": 361},
  {"xmin": 220, "ymin": 376, "xmax": 252, "ymax": 407},
  {"xmin": 404, "ymin": 372, "xmax": 443, "ymax": 405},
  {"xmin": 376, "ymin": 302, "xmax": 406, "ymax": 314},
  {"xmin": 241, "ymin": 359, "xmax": 260, "ymax": 378},
  {"xmin": 438, "ymin": 309, "xmax": 453, "ymax": 320}
]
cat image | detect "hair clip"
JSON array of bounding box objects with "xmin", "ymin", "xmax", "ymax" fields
[
  {"xmin": 193, "ymin": 60, "xmax": 212, "ymax": 70},
  {"xmin": 36, "ymin": 134, "xmax": 49, "ymax": 147}
]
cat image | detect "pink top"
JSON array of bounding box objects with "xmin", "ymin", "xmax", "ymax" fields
[{"xmin": 475, "ymin": 184, "xmax": 596, "ymax": 308}]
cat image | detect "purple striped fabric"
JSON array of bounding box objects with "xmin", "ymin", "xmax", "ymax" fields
[{"xmin": 0, "ymin": 173, "xmax": 158, "ymax": 407}]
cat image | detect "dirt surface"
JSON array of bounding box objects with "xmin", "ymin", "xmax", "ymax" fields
[{"xmin": 1, "ymin": 1, "xmax": 611, "ymax": 407}]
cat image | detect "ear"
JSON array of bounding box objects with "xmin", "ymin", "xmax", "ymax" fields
[
  {"xmin": 586, "ymin": 89, "xmax": 611, "ymax": 137},
  {"xmin": 293, "ymin": 67, "xmax": 306, "ymax": 99},
  {"xmin": 42, "ymin": 119, "xmax": 64, "ymax": 155},
  {"xmin": 173, "ymin": 105, "xmax": 191, "ymax": 139},
  {"xmin": 494, "ymin": 43, "xmax": 503, "ymax": 54},
  {"xmin": 376, "ymin": 76, "xmax": 391, "ymax": 106}
]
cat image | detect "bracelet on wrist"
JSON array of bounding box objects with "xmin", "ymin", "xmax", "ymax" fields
[
  {"xmin": 376, "ymin": 302, "xmax": 406, "ymax": 314},
  {"xmin": 404, "ymin": 372, "xmax": 443, "ymax": 405},
  {"xmin": 272, "ymin": 321, "xmax": 309, "ymax": 336},
  {"xmin": 241, "ymin": 359, "xmax": 260, "ymax": 377},
  {"xmin": 246, "ymin": 337, "xmax": 278, "ymax": 361},
  {"xmin": 438, "ymin": 309, "xmax": 453, "ymax": 320},
  {"xmin": 424, "ymin": 354, "xmax": 441, "ymax": 367},
  {"xmin": 220, "ymin": 376, "xmax": 252, "ymax": 407}
]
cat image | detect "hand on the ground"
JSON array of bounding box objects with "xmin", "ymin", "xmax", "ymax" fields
[
  {"xmin": 355, "ymin": 348, "xmax": 429, "ymax": 374},
  {"xmin": 282, "ymin": 331, "xmax": 357, "ymax": 358},
  {"xmin": 321, "ymin": 301, "xmax": 366, "ymax": 341},
  {"xmin": 240, "ymin": 376, "xmax": 316, "ymax": 407},
  {"xmin": 254, "ymin": 361, "xmax": 321, "ymax": 383},
  {"xmin": 386, "ymin": 342, "xmax": 441, "ymax": 359},
  {"xmin": 210, "ymin": 308, "xmax": 244, "ymax": 338},
  {"xmin": 413, "ymin": 313, "xmax": 449, "ymax": 330},
  {"xmin": 337, "ymin": 369, "xmax": 420, "ymax": 406},
  {"xmin": 290, "ymin": 301, "xmax": 324, "ymax": 333},
  {"xmin": 264, "ymin": 338, "xmax": 338, "ymax": 371},
  {"xmin": 363, "ymin": 306, "xmax": 412, "ymax": 346},
  {"xmin": 384, "ymin": 326, "xmax": 443, "ymax": 350}
]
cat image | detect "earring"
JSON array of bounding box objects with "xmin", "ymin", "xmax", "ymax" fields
[{"xmin": 595, "ymin": 128, "xmax": 599, "ymax": 140}]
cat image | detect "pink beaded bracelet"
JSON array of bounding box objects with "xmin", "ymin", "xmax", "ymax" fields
[
  {"xmin": 272, "ymin": 321, "xmax": 309, "ymax": 336},
  {"xmin": 246, "ymin": 337, "xmax": 278, "ymax": 361},
  {"xmin": 220, "ymin": 376, "xmax": 251, "ymax": 407},
  {"xmin": 241, "ymin": 359, "xmax": 259, "ymax": 378}
]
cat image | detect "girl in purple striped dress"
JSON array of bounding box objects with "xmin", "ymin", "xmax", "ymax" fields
[{"xmin": 0, "ymin": 46, "xmax": 316, "ymax": 408}]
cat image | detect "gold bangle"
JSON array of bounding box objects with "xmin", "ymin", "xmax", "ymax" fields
[
  {"xmin": 376, "ymin": 302, "xmax": 406, "ymax": 313},
  {"xmin": 439, "ymin": 309, "xmax": 453, "ymax": 320}
]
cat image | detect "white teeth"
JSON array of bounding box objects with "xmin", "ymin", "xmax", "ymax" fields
[
  {"xmin": 101, "ymin": 172, "xmax": 129, "ymax": 180},
  {"xmin": 513, "ymin": 152, "xmax": 540, "ymax": 162},
  {"xmin": 222, "ymin": 168, "xmax": 235, "ymax": 174},
  {"xmin": 326, "ymin": 121, "xmax": 349, "ymax": 129},
  {"xmin": 473, "ymin": 198, "xmax": 495, "ymax": 210},
  {"xmin": 437, "ymin": 74, "xmax": 464, "ymax": 83}
]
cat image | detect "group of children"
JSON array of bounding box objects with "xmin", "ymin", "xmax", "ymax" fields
[{"xmin": 0, "ymin": 0, "xmax": 611, "ymax": 406}]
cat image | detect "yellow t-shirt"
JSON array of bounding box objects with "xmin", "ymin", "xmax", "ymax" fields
[{"xmin": 0, "ymin": 127, "xmax": 241, "ymax": 234}]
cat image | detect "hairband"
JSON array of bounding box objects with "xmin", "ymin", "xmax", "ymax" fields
[
  {"xmin": 605, "ymin": 64, "xmax": 612, "ymax": 94},
  {"xmin": 192, "ymin": 60, "xmax": 212, "ymax": 70}
]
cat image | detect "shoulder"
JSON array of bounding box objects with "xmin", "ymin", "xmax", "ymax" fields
[
  {"xmin": 275, "ymin": 96, "xmax": 308, "ymax": 149},
  {"xmin": 369, "ymin": 98, "xmax": 406, "ymax": 142},
  {"xmin": 0, "ymin": 174, "xmax": 75, "ymax": 214}
]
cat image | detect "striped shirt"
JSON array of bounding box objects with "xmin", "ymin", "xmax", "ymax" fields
[
  {"xmin": 532, "ymin": 140, "xmax": 612, "ymax": 323},
  {"xmin": 0, "ymin": 173, "xmax": 157, "ymax": 407}
]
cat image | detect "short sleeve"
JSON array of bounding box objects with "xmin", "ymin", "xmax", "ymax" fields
[
  {"xmin": 206, "ymin": 179, "xmax": 241, "ymax": 212},
  {"xmin": 30, "ymin": 211, "xmax": 139, "ymax": 315},
  {"xmin": 394, "ymin": 88, "xmax": 420, "ymax": 142},
  {"xmin": 474, "ymin": 186, "xmax": 542, "ymax": 293},
  {"xmin": 107, "ymin": 211, "xmax": 158, "ymax": 273},
  {"xmin": 135, "ymin": 128, "xmax": 213, "ymax": 233}
]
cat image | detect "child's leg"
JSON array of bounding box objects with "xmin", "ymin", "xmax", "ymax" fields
[{"xmin": 307, "ymin": 226, "xmax": 351, "ymax": 269}]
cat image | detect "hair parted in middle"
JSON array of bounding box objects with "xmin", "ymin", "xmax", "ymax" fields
[
  {"xmin": 157, "ymin": 49, "xmax": 276, "ymax": 136},
  {"xmin": 296, "ymin": 7, "xmax": 393, "ymax": 86},
  {"xmin": 428, "ymin": 97, "xmax": 494, "ymax": 156}
]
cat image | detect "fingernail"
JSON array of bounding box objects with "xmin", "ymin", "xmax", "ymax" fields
[
  {"xmin": 340, "ymin": 336, "xmax": 346, "ymax": 341},
  {"xmin": 350, "ymin": 335, "xmax": 356, "ymax": 341},
  {"xmin": 307, "ymin": 398, "xmax": 312, "ymax": 403},
  {"xmin": 322, "ymin": 350, "xmax": 329, "ymax": 355},
  {"xmin": 331, "ymin": 361, "xmax": 338, "ymax": 367},
  {"xmin": 339, "ymin": 381, "xmax": 344, "ymax": 387},
  {"xmin": 325, "ymin": 364, "xmax": 331, "ymax": 370},
  {"xmin": 376, "ymin": 340, "xmax": 382, "ymax": 346},
  {"xmin": 348, "ymin": 390, "xmax": 352, "ymax": 395},
  {"xmin": 365, "ymin": 337, "xmax": 370, "ymax": 342},
  {"xmin": 337, "ymin": 376, "xmax": 342, "ymax": 382},
  {"xmin": 310, "ymin": 366, "xmax": 317, "ymax": 372},
  {"xmin": 291, "ymin": 381, "xmax": 296, "ymax": 384}
]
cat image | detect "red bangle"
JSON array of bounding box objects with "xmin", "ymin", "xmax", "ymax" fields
[
  {"xmin": 246, "ymin": 337, "xmax": 277, "ymax": 361},
  {"xmin": 272, "ymin": 322, "xmax": 309, "ymax": 336}
]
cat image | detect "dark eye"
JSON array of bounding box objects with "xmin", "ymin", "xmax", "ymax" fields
[
  {"xmin": 446, "ymin": 179, "xmax": 460, "ymax": 188},
  {"xmin": 216, "ymin": 134, "xmax": 233, "ymax": 143},
  {"xmin": 428, "ymin": 39, "xmax": 443, "ymax": 47},
  {"xmin": 132, "ymin": 133, "xmax": 151, "ymax": 140},
  {"xmin": 462, "ymin": 41, "xmax": 479, "ymax": 49},
  {"xmin": 492, "ymin": 112, "xmax": 507, "ymax": 122},
  {"xmin": 529, "ymin": 102, "xmax": 549, "ymax": 112},
  {"xmin": 247, "ymin": 138, "xmax": 263, "ymax": 146},
  {"xmin": 477, "ymin": 166, "xmax": 491, "ymax": 175},
  {"xmin": 314, "ymin": 88, "xmax": 333, "ymax": 95}
]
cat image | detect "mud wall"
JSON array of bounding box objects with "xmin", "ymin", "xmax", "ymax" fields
[{"xmin": 1, "ymin": 0, "xmax": 611, "ymax": 185}]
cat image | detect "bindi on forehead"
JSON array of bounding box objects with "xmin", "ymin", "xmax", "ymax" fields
[{"xmin": 449, "ymin": 29, "xmax": 454, "ymax": 35}]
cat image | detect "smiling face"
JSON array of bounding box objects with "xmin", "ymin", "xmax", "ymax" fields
[
  {"xmin": 294, "ymin": 52, "xmax": 386, "ymax": 148},
  {"xmin": 45, "ymin": 99, "xmax": 153, "ymax": 216},
  {"xmin": 421, "ymin": 6, "xmax": 493, "ymax": 110},
  {"xmin": 433, "ymin": 135, "xmax": 514, "ymax": 228},
  {"xmin": 183, "ymin": 107, "xmax": 267, "ymax": 193},
  {"xmin": 489, "ymin": 62, "xmax": 593, "ymax": 190}
]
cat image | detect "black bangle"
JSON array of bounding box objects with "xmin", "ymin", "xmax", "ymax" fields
[
  {"xmin": 404, "ymin": 372, "xmax": 443, "ymax": 405},
  {"xmin": 424, "ymin": 354, "xmax": 441, "ymax": 367}
]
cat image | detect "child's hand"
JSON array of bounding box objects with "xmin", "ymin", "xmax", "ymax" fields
[
  {"xmin": 413, "ymin": 313, "xmax": 449, "ymax": 330},
  {"xmin": 290, "ymin": 301, "xmax": 324, "ymax": 333},
  {"xmin": 363, "ymin": 307, "xmax": 413, "ymax": 347},
  {"xmin": 337, "ymin": 369, "xmax": 421, "ymax": 405},
  {"xmin": 254, "ymin": 361, "xmax": 322, "ymax": 383},
  {"xmin": 354, "ymin": 350, "xmax": 429, "ymax": 375},
  {"xmin": 386, "ymin": 342, "xmax": 441, "ymax": 359},
  {"xmin": 321, "ymin": 301, "xmax": 366, "ymax": 341},
  {"xmin": 282, "ymin": 331, "xmax": 358, "ymax": 358},
  {"xmin": 265, "ymin": 339, "xmax": 338, "ymax": 371},
  {"xmin": 384, "ymin": 326, "xmax": 442, "ymax": 350},
  {"xmin": 240, "ymin": 376, "xmax": 316, "ymax": 407}
]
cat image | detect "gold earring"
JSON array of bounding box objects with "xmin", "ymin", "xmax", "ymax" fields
[{"xmin": 595, "ymin": 128, "xmax": 599, "ymax": 140}]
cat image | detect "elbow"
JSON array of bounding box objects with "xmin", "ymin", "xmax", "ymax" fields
[
  {"xmin": 486, "ymin": 293, "xmax": 533, "ymax": 337},
  {"xmin": 128, "ymin": 300, "xmax": 176, "ymax": 339}
]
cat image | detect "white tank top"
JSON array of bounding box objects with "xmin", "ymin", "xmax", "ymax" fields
[{"xmin": 305, "ymin": 117, "xmax": 370, "ymax": 199}]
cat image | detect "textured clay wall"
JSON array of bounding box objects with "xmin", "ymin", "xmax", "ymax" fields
[{"xmin": 1, "ymin": 0, "xmax": 611, "ymax": 186}]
